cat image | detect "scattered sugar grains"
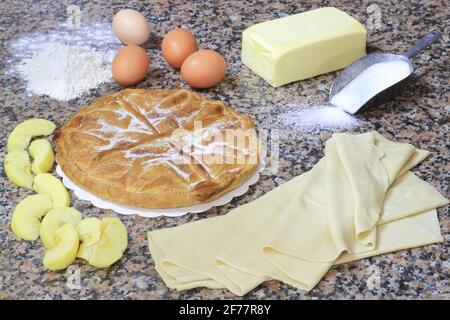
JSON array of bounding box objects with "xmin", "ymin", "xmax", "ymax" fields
[
  {"xmin": 10, "ymin": 22, "xmax": 121, "ymax": 101},
  {"xmin": 278, "ymin": 105, "xmax": 361, "ymax": 132}
]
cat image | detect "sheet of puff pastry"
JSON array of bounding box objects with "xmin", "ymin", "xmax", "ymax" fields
[{"xmin": 147, "ymin": 131, "xmax": 448, "ymax": 296}]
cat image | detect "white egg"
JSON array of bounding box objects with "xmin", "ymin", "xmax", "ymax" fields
[{"xmin": 112, "ymin": 9, "xmax": 150, "ymax": 45}]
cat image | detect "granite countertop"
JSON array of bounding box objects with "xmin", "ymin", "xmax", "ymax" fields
[{"xmin": 0, "ymin": 0, "xmax": 448, "ymax": 299}]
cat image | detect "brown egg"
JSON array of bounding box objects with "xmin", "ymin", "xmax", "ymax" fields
[
  {"xmin": 112, "ymin": 45, "xmax": 149, "ymax": 86},
  {"xmin": 180, "ymin": 50, "xmax": 227, "ymax": 88},
  {"xmin": 162, "ymin": 28, "xmax": 198, "ymax": 68}
]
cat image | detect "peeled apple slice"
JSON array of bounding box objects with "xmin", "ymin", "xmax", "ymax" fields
[
  {"xmin": 76, "ymin": 217, "xmax": 102, "ymax": 261},
  {"xmin": 33, "ymin": 173, "xmax": 70, "ymax": 207},
  {"xmin": 100, "ymin": 217, "xmax": 128, "ymax": 254},
  {"xmin": 43, "ymin": 223, "xmax": 79, "ymax": 271},
  {"xmin": 29, "ymin": 139, "xmax": 55, "ymax": 174},
  {"xmin": 7, "ymin": 119, "xmax": 56, "ymax": 152},
  {"xmin": 40, "ymin": 207, "xmax": 82, "ymax": 248},
  {"xmin": 11, "ymin": 194, "xmax": 53, "ymax": 241},
  {"xmin": 77, "ymin": 243, "xmax": 91, "ymax": 261},
  {"xmin": 78, "ymin": 217, "xmax": 128, "ymax": 268},
  {"xmin": 4, "ymin": 149, "xmax": 33, "ymax": 188},
  {"xmin": 76, "ymin": 217, "xmax": 102, "ymax": 247}
]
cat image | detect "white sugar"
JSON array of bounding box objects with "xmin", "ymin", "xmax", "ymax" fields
[
  {"xmin": 330, "ymin": 60, "xmax": 411, "ymax": 114},
  {"xmin": 278, "ymin": 105, "xmax": 361, "ymax": 132}
]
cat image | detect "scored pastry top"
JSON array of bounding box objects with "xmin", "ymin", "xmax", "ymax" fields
[{"xmin": 55, "ymin": 89, "xmax": 259, "ymax": 208}]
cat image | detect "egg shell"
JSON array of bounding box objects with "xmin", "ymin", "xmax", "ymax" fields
[
  {"xmin": 112, "ymin": 45, "xmax": 149, "ymax": 86},
  {"xmin": 181, "ymin": 50, "xmax": 227, "ymax": 88},
  {"xmin": 162, "ymin": 28, "xmax": 198, "ymax": 68},
  {"xmin": 112, "ymin": 9, "xmax": 150, "ymax": 45}
]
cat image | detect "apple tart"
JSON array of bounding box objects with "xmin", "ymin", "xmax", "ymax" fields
[{"xmin": 55, "ymin": 89, "xmax": 259, "ymax": 208}]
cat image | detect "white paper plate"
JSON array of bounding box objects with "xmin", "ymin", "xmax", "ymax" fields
[{"xmin": 55, "ymin": 161, "xmax": 264, "ymax": 218}]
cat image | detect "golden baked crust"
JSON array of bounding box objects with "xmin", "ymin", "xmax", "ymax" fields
[{"xmin": 55, "ymin": 89, "xmax": 258, "ymax": 208}]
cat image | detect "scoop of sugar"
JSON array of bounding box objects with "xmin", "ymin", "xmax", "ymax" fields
[{"xmin": 330, "ymin": 60, "xmax": 411, "ymax": 114}]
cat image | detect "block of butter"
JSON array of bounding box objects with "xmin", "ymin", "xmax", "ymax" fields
[{"xmin": 241, "ymin": 7, "xmax": 367, "ymax": 87}]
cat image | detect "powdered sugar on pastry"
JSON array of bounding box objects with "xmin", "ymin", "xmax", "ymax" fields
[{"xmin": 55, "ymin": 89, "xmax": 259, "ymax": 208}]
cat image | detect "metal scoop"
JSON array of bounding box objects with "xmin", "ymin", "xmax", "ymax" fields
[{"xmin": 329, "ymin": 31, "xmax": 442, "ymax": 114}]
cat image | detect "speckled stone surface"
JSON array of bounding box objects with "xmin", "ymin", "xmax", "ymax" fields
[{"xmin": 0, "ymin": 0, "xmax": 448, "ymax": 300}]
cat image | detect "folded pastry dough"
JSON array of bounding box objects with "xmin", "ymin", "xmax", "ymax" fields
[{"xmin": 147, "ymin": 131, "xmax": 448, "ymax": 295}]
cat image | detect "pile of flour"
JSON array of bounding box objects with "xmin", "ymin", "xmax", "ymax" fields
[
  {"xmin": 10, "ymin": 22, "xmax": 120, "ymax": 101},
  {"xmin": 18, "ymin": 42, "xmax": 111, "ymax": 101}
]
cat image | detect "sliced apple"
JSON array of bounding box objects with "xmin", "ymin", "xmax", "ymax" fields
[
  {"xmin": 33, "ymin": 173, "xmax": 70, "ymax": 207},
  {"xmin": 76, "ymin": 217, "xmax": 102, "ymax": 247},
  {"xmin": 77, "ymin": 217, "xmax": 128, "ymax": 268},
  {"xmin": 76, "ymin": 217, "xmax": 102, "ymax": 261},
  {"xmin": 4, "ymin": 149, "xmax": 33, "ymax": 189},
  {"xmin": 40, "ymin": 207, "xmax": 82, "ymax": 248},
  {"xmin": 43, "ymin": 223, "xmax": 79, "ymax": 271},
  {"xmin": 29, "ymin": 139, "xmax": 55, "ymax": 174},
  {"xmin": 11, "ymin": 194, "xmax": 53, "ymax": 241},
  {"xmin": 77, "ymin": 243, "xmax": 91, "ymax": 261},
  {"xmin": 7, "ymin": 119, "xmax": 56, "ymax": 152}
]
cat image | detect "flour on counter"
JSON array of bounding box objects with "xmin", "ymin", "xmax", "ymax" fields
[
  {"xmin": 278, "ymin": 105, "xmax": 361, "ymax": 132},
  {"xmin": 18, "ymin": 42, "xmax": 111, "ymax": 101},
  {"xmin": 10, "ymin": 22, "xmax": 120, "ymax": 62},
  {"xmin": 9, "ymin": 22, "xmax": 121, "ymax": 101}
]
